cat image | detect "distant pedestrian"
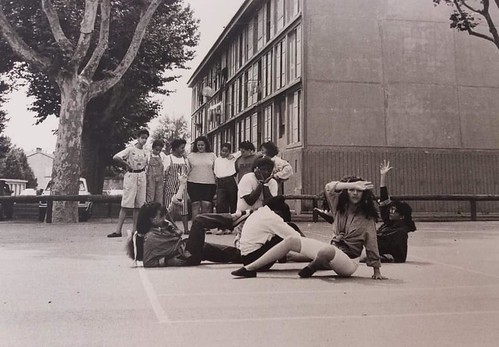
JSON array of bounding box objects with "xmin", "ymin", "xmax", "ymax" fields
[
  {"xmin": 235, "ymin": 141, "xmax": 261, "ymax": 181},
  {"xmin": 146, "ymin": 139, "xmax": 167, "ymax": 204},
  {"xmin": 187, "ymin": 136, "xmax": 217, "ymax": 220},
  {"xmin": 108, "ymin": 129, "xmax": 149, "ymax": 238},
  {"xmin": 164, "ymin": 139, "xmax": 190, "ymax": 233}
]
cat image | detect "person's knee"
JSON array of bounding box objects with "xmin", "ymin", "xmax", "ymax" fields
[
  {"xmin": 283, "ymin": 236, "xmax": 301, "ymax": 251},
  {"xmin": 316, "ymin": 246, "xmax": 335, "ymax": 263}
]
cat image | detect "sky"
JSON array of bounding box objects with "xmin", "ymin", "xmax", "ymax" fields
[{"xmin": 3, "ymin": 0, "xmax": 245, "ymax": 154}]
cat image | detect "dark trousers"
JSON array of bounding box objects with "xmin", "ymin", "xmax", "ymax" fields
[
  {"xmin": 185, "ymin": 213, "xmax": 242, "ymax": 265},
  {"xmin": 215, "ymin": 177, "xmax": 238, "ymax": 213},
  {"xmin": 241, "ymin": 235, "xmax": 283, "ymax": 271}
]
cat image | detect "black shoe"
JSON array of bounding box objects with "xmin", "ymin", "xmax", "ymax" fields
[
  {"xmin": 231, "ymin": 267, "xmax": 257, "ymax": 278},
  {"xmin": 313, "ymin": 208, "xmax": 335, "ymax": 224},
  {"xmin": 298, "ymin": 266, "xmax": 316, "ymax": 278},
  {"xmin": 107, "ymin": 232, "xmax": 122, "ymax": 238}
]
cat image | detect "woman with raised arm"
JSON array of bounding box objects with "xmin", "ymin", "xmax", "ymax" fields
[
  {"xmin": 376, "ymin": 160, "xmax": 416, "ymax": 263},
  {"xmin": 232, "ymin": 176, "xmax": 385, "ymax": 280}
]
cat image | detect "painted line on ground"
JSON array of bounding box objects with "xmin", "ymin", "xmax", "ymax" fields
[
  {"xmin": 157, "ymin": 283, "xmax": 499, "ymax": 297},
  {"xmin": 138, "ymin": 267, "xmax": 171, "ymax": 323},
  {"xmin": 411, "ymin": 255, "xmax": 499, "ymax": 280},
  {"xmin": 165, "ymin": 309, "xmax": 499, "ymax": 324}
]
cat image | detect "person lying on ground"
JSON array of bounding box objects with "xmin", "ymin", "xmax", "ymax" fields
[
  {"xmin": 375, "ymin": 160, "xmax": 416, "ymax": 263},
  {"xmin": 126, "ymin": 202, "xmax": 249, "ymax": 267},
  {"xmin": 231, "ymin": 177, "xmax": 386, "ymax": 280}
]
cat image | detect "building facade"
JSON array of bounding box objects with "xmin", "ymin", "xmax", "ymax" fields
[
  {"xmin": 189, "ymin": 0, "xmax": 499, "ymax": 214},
  {"xmin": 26, "ymin": 147, "xmax": 54, "ymax": 190}
]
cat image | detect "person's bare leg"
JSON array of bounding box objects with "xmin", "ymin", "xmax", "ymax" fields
[
  {"xmin": 181, "ymin": 215, "xmax": 189, "ymax": 233},
  {"xmin": 286, "ymin": 251, "xmax": 313, "ymax": 262},
  {"xmin": 191, "ymin": 201, "xmax": 201, "ymax": 221},
  {"xmin": 108, "ymin": 207, "xmax": 127, "ymax": 237},
  {"xmin": 132, "ymin": 208, "xmax": 139, "ymax": 232},
  {"xmin": 246, "ymin": 236, "xmax": 302, "ymax": 271},
  {"xmin": 299, "ymin": 246, "xmax": 336, "ymax": 278},
  {"xmin": 201, "ymin": 201, "xmax": 213, "ymax": 214}
]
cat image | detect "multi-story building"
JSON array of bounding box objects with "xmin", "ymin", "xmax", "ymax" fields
[
  {"xmin": 188, "ymin": 0, "xmax": 499, "ymax": 214},
  {"xmin": 26, "ymin": 147, "xmax": 54, "ymax": 190}
]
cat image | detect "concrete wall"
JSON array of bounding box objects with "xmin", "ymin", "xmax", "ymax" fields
[
  {"xmin": 26, "ymin": 152, "xmax": 53, "ymax": 189},
  {"xmin": 303, "ymin": 0, "xmax": 499, "ymax": 150}
]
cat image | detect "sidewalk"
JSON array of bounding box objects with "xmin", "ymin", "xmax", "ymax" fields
[{"xmin": 1, "ymin": 220, "xmax": 498, "ymax": 347}]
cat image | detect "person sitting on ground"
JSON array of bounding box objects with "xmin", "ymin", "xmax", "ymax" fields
[
  {"xmin": 260, "ymin": 141, "xmax": 293, "ymax": 183},
  {"xmin": 238, "ymin": 195, "xmax": 307, "ymax": 271},
  {"xmin": 108, "ymin": 128, "xmax": 149, "ymax": 238},
  {"xmin": 376, "ymin": 160, "xmax": 416, "ymax": 263},
  {"xmin": 232, "ymin": 177, "xmax": 385, "ymax": 280},
  {"xmin": 126, "ymin": 202, "xmax": 249, "ymax": 267}
]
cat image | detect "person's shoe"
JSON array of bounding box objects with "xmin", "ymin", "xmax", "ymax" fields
[
  {"xmin": 171, "ymin": 196, "xmax": 183, "ymax": 206},
  {"xmin": 313, "ymin": 208, "xmax": 335, "ymax": 224},
  {"xmin": 215, "ymin": 229, "xmax": 225, "ymax": 235},
  {"xmin": 232, "ymin": 210, "xmax": 252, "ymax": 228},
  {"xmin": 107, "ymin": 232, "xmax": 122, "ymax": 238},
  {"xmin": 231, "ymin": 267, "xmax": 257, "ymax": 278},
  {"xmin": 298, "ymin": 266, "xmax": 316, "ymax": 278}
]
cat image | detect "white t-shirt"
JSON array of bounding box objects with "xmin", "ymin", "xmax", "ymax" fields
[
  {"xmin": 164, "ymin": 154, "xmax": 188, "ymax": 170},
  {"xmin": 237, "ymin": 173, "xmax": 278, "ymax": 211},
  {"xmin": 214, "ymin": 157, "xmax": 236, "ymax": 178},
  {"xmin": 115, "ymin": 145, "xmax": 148, "ymax": 171},
  {"xmin": 239, "ymin": 206, "xmax": 301, "ymax": 255}
]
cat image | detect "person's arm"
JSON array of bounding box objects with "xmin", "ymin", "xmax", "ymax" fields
[
  {"xmin": 262, "ymin": 178, "xmax": 278, "ymax": 201},
  {"xmin": 379, "ymin": 160, "xmax": 392, "ymax": 223},
  {"xmin": 242, "ymin": 182, "xmax": 265, "ymax": 206},
  {"xmin": 364, "ymin": 222, "xmax": 386, "ymax": 280},
  {"xmin": 273, "ymin": 157, "xmax": 293, "ymax": 181},
  {"xmin": 113, "ymin": 147, "xmax": 132, "ymax": 171}
]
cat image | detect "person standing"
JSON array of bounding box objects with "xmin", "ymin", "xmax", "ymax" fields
[
  {"xmin": 108, "ymin": 129, "xmax": 149, "ymax": 238},
  {"xmin": 235, "ymin": 141, "xmax": 261, "ymax": 181},
  {"xmin": 146, "ymin": 139, "xmax": 167, "ymax": 204},
  {"xmin": 260, "ymin": 141, "xmax": 293, "ymax": 182},
  {"xmin": 214, "ymin": 143, "xmax": 238, "ymax": 214},
  {"xmin": 187, "ymin": 136, "xmax": 217, "ymax": 221},
  {"xmin": 163, "ymin": 139, "xmax": 190, "ymax": 233}
]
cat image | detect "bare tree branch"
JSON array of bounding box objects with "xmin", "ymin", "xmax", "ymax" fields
[
  {"xmin": 81, "ymin": 0, "xmax": 110, "ymax": 78},
  {"xmin": 0, "ymin": 5, "xmax": 51, "ymax": 71},
  {"xmin": 459, "ymin": 0, "xmax": 481, "ymax": 13},
  {"xmin": 480, "ymin": 0, "xmax": 499, "ymax": 48},
  {"xmin": 494, "ymin": 0, "xmax": 499, "ymax": 11},
  {"xmin": 89, "ymin": 0, "xmax": 168, "ymax": 98},
  {"xmin": 453, "ymin": 0, "xmax": 496, "ymax": 43},
  {"xmin": 72, "ymin": 0, "xmax": 99, "ymax": 64},
  {"xmin": 41, "ymin": 0, "xmax": 74, "ymax": 55}
]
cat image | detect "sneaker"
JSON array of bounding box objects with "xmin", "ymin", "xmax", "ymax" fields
[
  {"xmin": 231, "ymin": 267, "xmax": 257, "ymax": 278},
  {"xmin": 233, "ymin": 210, "xmax": 252, "ymax": 228},
  {"xmin": 298, "ymin": 266, "xmax": 316, "ymax": 278}
]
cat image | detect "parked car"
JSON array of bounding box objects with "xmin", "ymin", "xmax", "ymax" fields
[{"xmin": 39, "ymin": 178, "xmax": 93, "ymax": 222}]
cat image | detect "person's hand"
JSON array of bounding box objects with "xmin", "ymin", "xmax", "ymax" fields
[
  {"xmin": 372, "ymin": 268, "xmax": 387, "ymax": 280},
  {"xmin": 263, "ymin": 175, "xmax": 274, "ymax": 184},
  {"xmin": 380, "ymin": 160, "xmax": 392, "ymax": 176},
  {"xmin": 178, "ymin": 174, "xmax": 188, "ymax": 184},
  {"xmin": 350, "ymin": 181, "xmax": 374, "ymax": 191}
]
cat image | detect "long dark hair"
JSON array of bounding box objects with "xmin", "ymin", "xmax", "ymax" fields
[
  {"xmin": 192, "ymin": 136, "xmax": 212, "ymax": 153},
  {"xmin": 392, "ymin": 200, "xmax": 417, "ymax": 232},
  {"xmin": 336, "ymin": 176, "xmax": 378, "ymax": 220},
  {"xmin": 126, "ymin": 203, "xmax": 165, "ymax": 261}
]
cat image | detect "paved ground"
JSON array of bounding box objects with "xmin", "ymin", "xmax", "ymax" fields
[{"xmin": 1, "ymin": 219, "xmax": 498, "ymax": 347}]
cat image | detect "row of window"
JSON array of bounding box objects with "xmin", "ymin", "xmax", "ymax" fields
[
  {"xmin": 192, "ymin": 0, "xmax": 302, "ymax": 111},
  {"xmin": 210, "ymin": 89, "xmax": 301, "ymax": 155}
]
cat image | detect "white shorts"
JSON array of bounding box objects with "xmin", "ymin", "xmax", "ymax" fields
[
  {"xmin": 299, "ymin": 238, "xmax": 359, "ymax": 277},
  {"xmin": 121, "ymin": 172, "xmax": 147, "ymax": 209}
]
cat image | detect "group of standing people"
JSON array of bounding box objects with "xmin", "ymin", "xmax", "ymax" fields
[{"xmin": 107, "ymin": 129, "xmax": 293, "ymax": 238}]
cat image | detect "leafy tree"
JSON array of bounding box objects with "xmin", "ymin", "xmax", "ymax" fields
[
  {"xmin": 0, "ymin": 80, "xmax": 11, "ymax": 161},
  {"xmin": 433, "ymin": 0, "xmax": 499, "ymax": 49},
  {"xmin": 0, "ymin": 146, "xmax": 37, "ymax": 188},
  {"xmin": 151, "ymin": 114, "xmax": 190, "ymax": 152},
  {"xmin": 0, "ymin": 0, "xmax": 198, "ymax": 222}
]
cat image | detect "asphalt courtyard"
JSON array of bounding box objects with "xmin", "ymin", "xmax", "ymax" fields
[{"xmin": 1, "ymin": 219, "xmax": 499, "ymax": 347}]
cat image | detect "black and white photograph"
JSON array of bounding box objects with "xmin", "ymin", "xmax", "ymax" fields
[{"xmin": 1, "ymin": 0, "xmax": 498, "ymax": 346}]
